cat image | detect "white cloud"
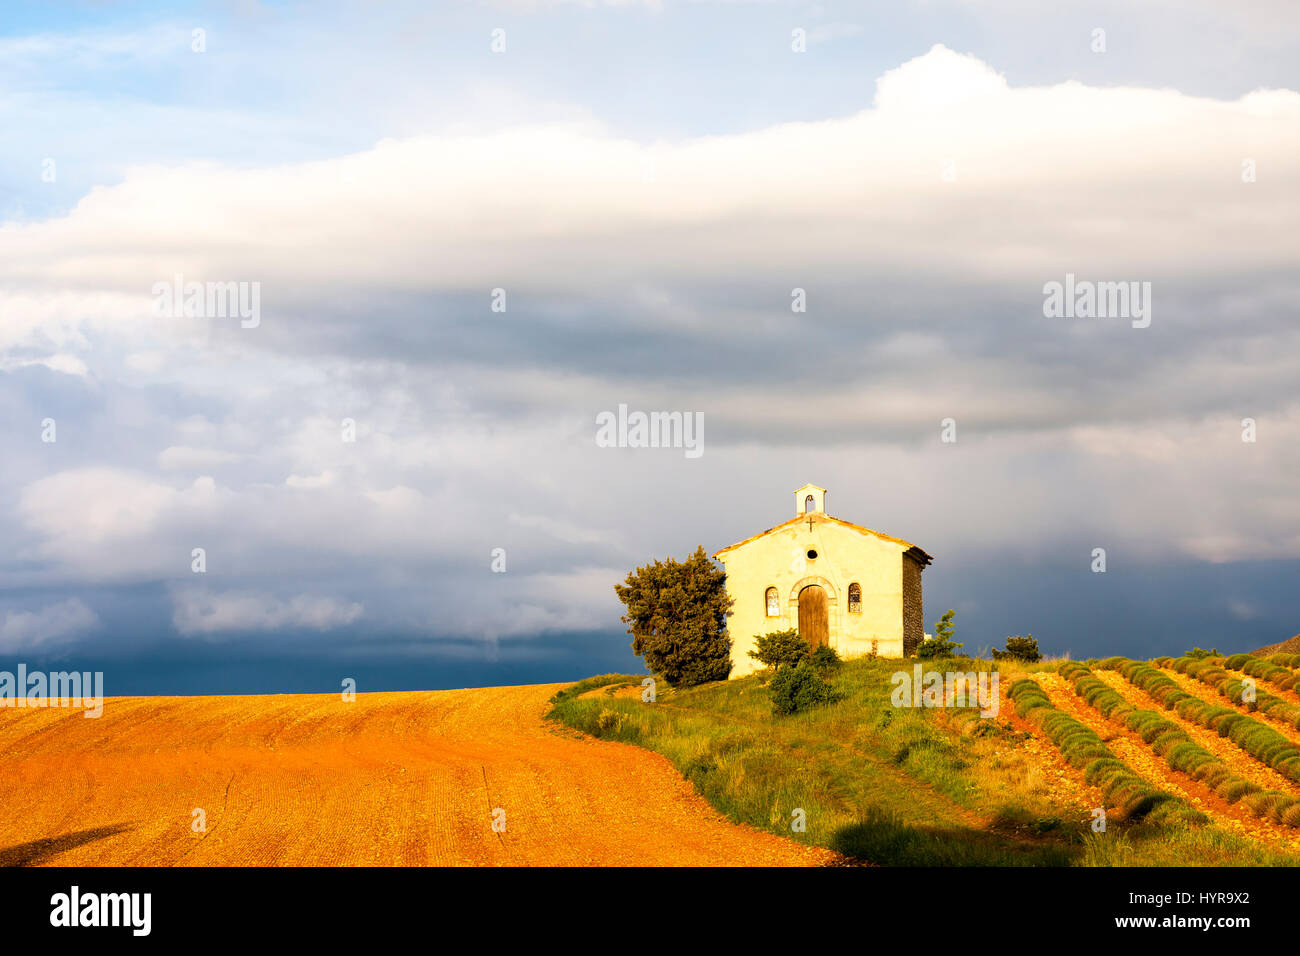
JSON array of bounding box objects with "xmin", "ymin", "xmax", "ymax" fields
[
  {"xmin": 507, "ymin": 512, "xmax": 616, "ymax": 546},
  {"xmin": 0, "ymin": 24, "xmax": 191, "ymax": 63},
  {"xmin": 19, "ymin": 469, "xmax": 220, "ymax": 554},
  {"xmin": 3, "ymin": 43, "xmax": 1300, "ymax": 657},
  {"xmin": 443, "ymin": 566, "xmax": 627, "ymax": 641},
  {"xmin": 0, "ymin": 598, "xmax": 99, "ymax": 652},
  {"xmin": 807, "ymin": 23, "xmax": 865, "ymax": 47},
  {"xmin": 285, "ymin": 471, "xmax": 337, "ymax": 489},
  {"xmin": 873, "ymin": 44, "xmax": 1008, "ymax": 110},
  {"xmin": 1, "ymin": 43, "xmax": 1295, "ymax": 328},
  {"xmin": 124, "ymin": 351, "xmax": 169, "ymax": 373},
  {"xmin": 171, "ymin": 588, "xmax": 364, "ymax": 636},
  {"xmin": 157, "ymin": 446, "xmax": 243, "ymax": 470},
  {"xmin": 1229, "ymin": 599, "xmax": 1260, "ymax": 621},
  {"xmin": 0, "ymin": 352, "xmax": 89, "ymax": 377}
]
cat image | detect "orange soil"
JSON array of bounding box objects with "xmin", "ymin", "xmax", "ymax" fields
[
  {"xmin": 0, "ymin": 685, "xmax": 839, "ymax": 867},
  {"xmin": 1041, "ymin": 671, "xmax": 1300, "ymax": 848},
  {"xmin": 987, "ymin": 677, "xmax": 1109, "ymax": 817}
]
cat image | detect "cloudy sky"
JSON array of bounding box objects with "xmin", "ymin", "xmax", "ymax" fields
[{"xmin": 3, "ymin": 0, "xmax": 1299, "ymax": 693}]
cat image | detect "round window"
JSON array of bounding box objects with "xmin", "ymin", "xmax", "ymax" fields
[{"xmin": 806, "ymin": 549, "xmax": 818, "ymax": 560}]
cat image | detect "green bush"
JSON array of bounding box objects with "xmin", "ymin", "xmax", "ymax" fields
[
  {"xmin": 748, "ymin": 628, "xmax": 810, "ymax": 669},
  {"xmin": 769, "ymin": 660, "xmax": 836, "ymax": 716},
  {"xmin": 1008, "ymin": 678, "xmax": 1052, "ymax": 717},
  {"xmin": 809, "ymin": 644, "xmax": 843, "ymax": 673},
  {"xmin": 918, "ymin": 610, "xmax": 963, "ymax": 659},
  {"xmin": 1058, "ymin": 661, "xmax": 1092, "ymax": 681},
  {"xmin": 992, "ymin": 635, "xmax": 1041, "ymax": 662},
  {"xmin": 614, "ymin": 546, "xmax": 733, "ymax": 687}
]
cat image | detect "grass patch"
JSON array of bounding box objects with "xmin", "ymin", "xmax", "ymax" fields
[{"xmin": 546, "ymin": 657, "xmax": 1299, "ymax": 866}]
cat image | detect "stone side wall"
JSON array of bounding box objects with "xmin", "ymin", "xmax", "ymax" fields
[{"xmin": 902, "ymin": 554, "xmax": 924, "ymax": 657}]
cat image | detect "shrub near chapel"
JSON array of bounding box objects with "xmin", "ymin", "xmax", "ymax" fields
[
  {"xmin": 769, "ymin": 660, "xmax": 837, "ymax": 716},
  {"xmin": 992, "ymin": 635, "xmax": 1041, "ymax": 663},
  {"xmin": 917, "ymin": 609, "xmax": 962, "ymax": 660},
  {"xmin": 748, "ymin": 629, "xmax": 809, "ymax": 670},
  {"xmin": 614, "ymin": 546, "xmax": 733, "ymax": 688}
]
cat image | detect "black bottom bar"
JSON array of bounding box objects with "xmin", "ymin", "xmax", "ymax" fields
[{"xmin": 0, "ymin": 865, "xmax": 1275, "ymax": 942}]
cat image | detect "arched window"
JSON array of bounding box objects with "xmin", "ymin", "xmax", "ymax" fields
[
  {"xmin": 848, "ymin": 582, "xmax": 862, "ymax": 613},
  {"xmin": 765, "ymin": 587, "xmax": 780, "ymax": 617},
  {"xmin": 805, "ymin": 495, "xmax": 815, "ymax": 514}
]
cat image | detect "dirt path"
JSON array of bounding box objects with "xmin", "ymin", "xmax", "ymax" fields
[{"xmin": 0, "ymin": 685, "xmax": 839, "ymax": 867}]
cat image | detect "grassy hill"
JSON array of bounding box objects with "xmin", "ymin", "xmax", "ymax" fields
[
  {"xmin": 548, "ymin": 655, "xmax": 1300, "ymax": 866},
  {"xmin": 1253, "ymin": 634, "xmax": 1300, "ymax": 656}
]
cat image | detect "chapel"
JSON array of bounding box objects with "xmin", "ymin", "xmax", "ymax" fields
[{"xmin": 712, "ymin": 485, "xmax": 932, "ymax": 676}]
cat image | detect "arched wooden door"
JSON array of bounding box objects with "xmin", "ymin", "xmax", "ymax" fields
[{"xmin": 798, "ymin": 585, "xmax": 829, "ymax": 648}]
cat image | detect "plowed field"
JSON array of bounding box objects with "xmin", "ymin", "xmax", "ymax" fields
[{"xmin": 0, "ymin": 684, "xmax": 837, "ymax": 866}]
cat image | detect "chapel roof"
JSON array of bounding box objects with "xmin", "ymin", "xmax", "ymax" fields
[{"xmin": 712, "ymin": 512, "xmax": 933, "ymax": 567}]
